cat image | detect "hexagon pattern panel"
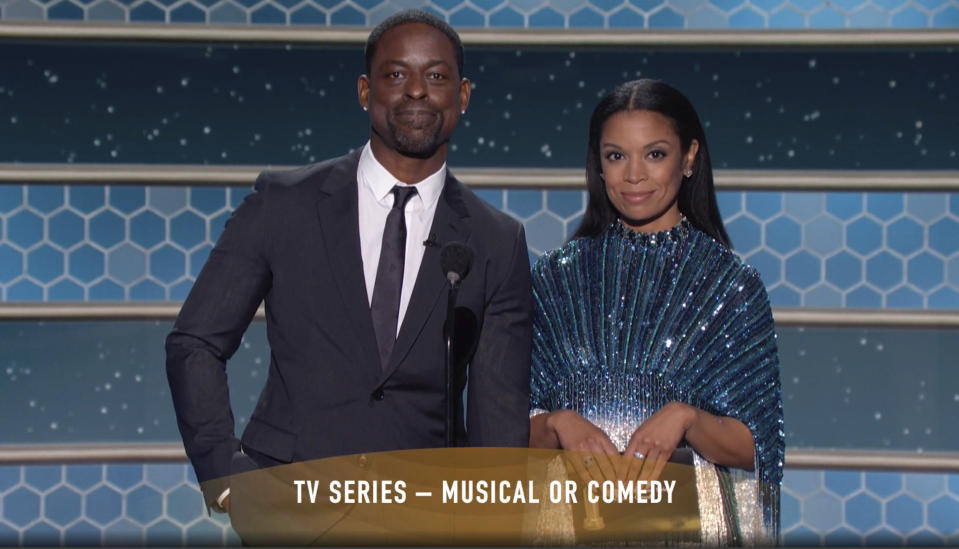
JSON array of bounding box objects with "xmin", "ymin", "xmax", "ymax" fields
[
  {"xmin": 718, "ymin": 190, "xmax": 959, "ymax": 309},
  {"xmin": 1, "ymin": 0, "xmax": 958, "ymax": 28},
  {"xmin": 1, "ymin": 185, "xmax": 958, "ymax": 308},
  {"xmin": 782, "ymin": 469, "xmax": 959, "ymax": 545},
  {"xmin": 0, "ymin": 464, "xmax": 957, "ymax": 545},
  {"xmin": 0, "ymin": 464, "xmax": 238, "ymax": 546}
]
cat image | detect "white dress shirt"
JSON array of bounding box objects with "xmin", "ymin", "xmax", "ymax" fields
[{"xmin": 357, "ymin": 141, "xmax": 446, "ymax": 335}]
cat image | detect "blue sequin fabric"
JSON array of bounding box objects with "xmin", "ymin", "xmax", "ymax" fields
[{"xmin": 530, "ymin": 220, "xmax": 784, "ymax": 542}]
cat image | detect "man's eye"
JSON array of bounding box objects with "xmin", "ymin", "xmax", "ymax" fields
[
  {"xmin": 387, "ymin": 71, "xmax": 403, "ymax": 79},
  {"xmin": 428, "ymin": 72, "xmax": 446, "ymax": 80}
]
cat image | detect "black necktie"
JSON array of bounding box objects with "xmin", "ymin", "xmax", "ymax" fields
[{"xmin": 371, "ymin": 185, "xmax": 418, "ymax": 369}]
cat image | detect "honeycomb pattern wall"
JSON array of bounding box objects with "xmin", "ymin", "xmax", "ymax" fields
[
  {"xmin": 1, "ymin": 0, "xmax": 958, "ymax": 28},
  {"xmin": 0, "ymin": 464, "xmax": 237, "ymax": 545},
  {"xmin": 1, "ymin": 185, "xmax": 958, "ymax": 309},
  {"xmin": 781, "ymin": 469, "xmax": 959, "ymax": 545},
  {"xmin": 0, "ymin": 185, "xmax": 244, "ymax": 303},
  {"xmin": 717, "ymin": 190, "xmax": 959, "ymax": 309}
]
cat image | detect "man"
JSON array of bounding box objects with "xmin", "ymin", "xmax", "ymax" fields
[{"xmin": 165, "ymin": 10, "xmax": 532, "ymax": 513}]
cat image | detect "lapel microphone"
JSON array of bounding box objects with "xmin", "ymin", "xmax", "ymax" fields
[{"xmin": 423, "ymin": 234, "xmax": 439, "ymax": 248}]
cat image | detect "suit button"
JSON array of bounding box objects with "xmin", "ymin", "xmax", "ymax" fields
[
  {"xmin": 371, "ymin": 388, "xmax": 385, "ymax": 401},
  {"xmin": 358, "ymin": 455, "xmax": 369, "ymax": 468}
]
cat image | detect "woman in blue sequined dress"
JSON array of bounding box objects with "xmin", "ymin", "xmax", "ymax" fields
[{"xmin": 528, "ymin": 79, "xmax": 784, "ymax": 544}]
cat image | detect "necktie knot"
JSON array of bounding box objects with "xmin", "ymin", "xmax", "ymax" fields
[{"xmin": 392, "ymin": 185, "xmax": 417, "ymax": 211}]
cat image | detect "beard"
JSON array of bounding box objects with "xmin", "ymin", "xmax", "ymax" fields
[{"xmin": 381, "ymin": 105, "xmax": 448, "ymax": 159}]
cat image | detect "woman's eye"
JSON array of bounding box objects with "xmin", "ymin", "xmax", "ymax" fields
[
  {"xmin": 605, "ymin": 152, "xmax": 624, "ymax": 161},
  {"xmin": 648, "ymin": 150, "xmax": 666, "ymax": 159}
]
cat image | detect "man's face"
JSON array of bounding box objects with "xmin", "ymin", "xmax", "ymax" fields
[{"xmin": 358, "ymin": 23, "xmax": 470, "ymax": 160}]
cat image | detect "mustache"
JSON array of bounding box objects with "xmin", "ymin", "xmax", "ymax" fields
[{"xmin": 391, "ymin": 100, "xmax": 441, "ymax": 114}]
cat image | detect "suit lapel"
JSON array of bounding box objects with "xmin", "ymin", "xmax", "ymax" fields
[
  {"xmin": 381, "ymin": 173, "xmax": 472, "ymax": 380},
  {"xmin": 315, "ymin": 151, "xmax": 380, "ymax": 369}
]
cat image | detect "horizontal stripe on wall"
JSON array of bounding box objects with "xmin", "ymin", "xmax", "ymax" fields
[
  {"xmin": 4, "ymin": 164, "xmax": 959, "ymax": 191},
  {"xmin": 0, "ymin": 444, "xmax": 957, "ymax": 472},
  {"xmin": 4, "ymin": 303, "xmax": 959, "ymax": 327}
]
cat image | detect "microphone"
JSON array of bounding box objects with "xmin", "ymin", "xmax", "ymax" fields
[
  {"xmin": 440, "ymin": 241, "xmax": 472, "ymax": 448},
  {"xmin": 423, "ymin": 234, "xmax": 439, "ymax": 248},
  {"xmin": 440, "ymin": 242, "xmax": 472, "ymax": 286}
]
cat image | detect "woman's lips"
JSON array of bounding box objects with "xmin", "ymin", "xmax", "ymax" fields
[{"xmin": 621, "ymin": 190, "xmax": 655, "ymax": 204}]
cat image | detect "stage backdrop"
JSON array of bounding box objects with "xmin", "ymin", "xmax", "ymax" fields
[{"xmin": 1, "ymin": 3, "xmax": 958, "ymax": 546}]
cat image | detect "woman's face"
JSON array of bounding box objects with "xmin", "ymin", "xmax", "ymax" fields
[{"xmin": 599, "ymin": 109, "xmax": 698, "ymax": 233}]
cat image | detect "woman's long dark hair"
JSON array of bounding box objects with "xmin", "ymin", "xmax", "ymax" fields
[{"xmin": 572, "ymin": 79, "xmax": 731, "ymax": 247}]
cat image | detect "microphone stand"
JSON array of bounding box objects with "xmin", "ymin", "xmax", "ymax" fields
[
  {"xmin": 440, "ymin": 241, "xmax": 471, "ymax": 449},
  {"xmin": 444, "ymin": 272, "xmax": 461, "ymax": 448}
]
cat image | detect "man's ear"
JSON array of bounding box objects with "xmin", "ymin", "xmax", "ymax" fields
[
  {"xmin": 357, "ymin": 75, "xmax": 370, "ymax": 111},
  {"xmin": 459, "ymin": 77, "xmax": 471, "ymax": 114}
]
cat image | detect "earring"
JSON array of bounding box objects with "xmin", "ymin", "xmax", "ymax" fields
[
  {"xmin": 599, "ymin": 173, "xmax": 605, "ymax": 180},
  {"xmin": 684, "ymin": 170, "xmax": 692, "ymax": 178},
  {"xmin": 461, "ymin": 110, "xmax": 466, "ymax": 115},
  {"xmin": 362, "ymin": 106, "xmax": 368, "ymax": 111}
]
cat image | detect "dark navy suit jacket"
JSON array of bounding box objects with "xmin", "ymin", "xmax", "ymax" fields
[{"xmin": 165, "ymin": 150, "xmax": 532, "ymax": 507}]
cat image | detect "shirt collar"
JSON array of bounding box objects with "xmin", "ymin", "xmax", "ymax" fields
[{"xmin": 358, "ymin": 141, "xmax": 446, "ymax": 208}]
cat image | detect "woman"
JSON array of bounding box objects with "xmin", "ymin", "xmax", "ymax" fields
[{"xmin": 528, "ymin": 79, "xmax": 784, "ymax": 544}]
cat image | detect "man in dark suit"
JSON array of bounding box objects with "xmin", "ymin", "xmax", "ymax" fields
[{"xmin": 165, "ymin": 10, "xmax": 532, "ymax": 513}]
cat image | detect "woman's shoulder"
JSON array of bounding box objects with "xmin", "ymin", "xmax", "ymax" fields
[
  {"xmin": 531, "ymin": 236, "xmax": 593, "ymax": 274},
  {"xmin": 532, "ymin": 237, "xmax": 595, "ymax": 281}
]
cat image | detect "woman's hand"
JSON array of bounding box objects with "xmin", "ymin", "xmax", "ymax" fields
[
  {"xmin": 548, "ymin": 410, "xmax": 621, "ymax": 484},
  {"xmin": 624, "ymin": 401, "xmax": 756, "ymax": 482},
  {"xmin": 623, "ymin": 402, "xmax": 695, "ymax": 482}
]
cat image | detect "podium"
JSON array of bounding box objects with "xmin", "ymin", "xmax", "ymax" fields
[{"xmin": 223, "ymin": 447, "xmax": 766, "ymax": 546}]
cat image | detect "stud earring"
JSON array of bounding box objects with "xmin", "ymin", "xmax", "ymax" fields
[
  {"xmin": 684, "ymin": 170, "xmax": 692, "ymax": 178},
  {"xmin": 599, "ymin": 173, "xmax": 605, "ymax": 180},
  {"xmin": 461, "ymin": 110, "xmax": 466, "ymax": 115},
  {"xmin": 362, "ymin": 106, "xmax": 368, "ymax": 112}
]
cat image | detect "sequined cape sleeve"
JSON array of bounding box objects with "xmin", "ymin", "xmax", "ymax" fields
[{"xmin": 528, "ymin": 223, "xmax": 784, "ymax": 536}]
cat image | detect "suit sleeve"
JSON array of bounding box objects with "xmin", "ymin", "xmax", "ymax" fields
[
  {"xmin": 465, "ymin": 223, "xmax": 532, "ymax": 447},
  {"xmin": 165, "ymin": 177, "xmax": 273, "ymax": 507}
]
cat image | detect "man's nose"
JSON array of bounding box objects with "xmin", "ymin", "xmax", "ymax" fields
[{"xmin": 404, "ymin": 74, "xmax": 427, "ymax": 99}]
